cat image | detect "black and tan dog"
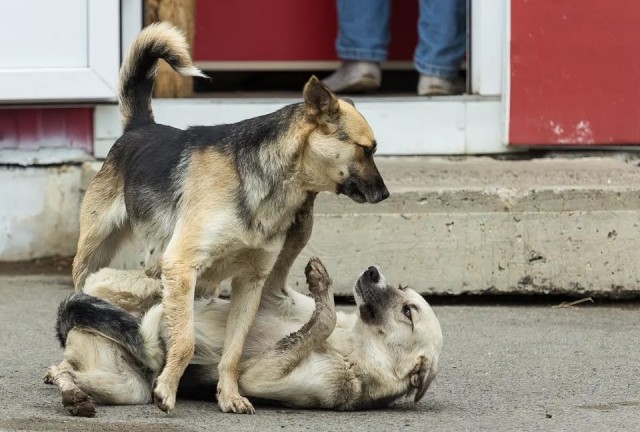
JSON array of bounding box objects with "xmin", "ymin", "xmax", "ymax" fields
[{"xmin": 71, "ymin": 22, "xmax": 389, "ymax": 414}]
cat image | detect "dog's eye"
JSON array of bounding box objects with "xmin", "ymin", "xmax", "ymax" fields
[
  {"xmin": 402, "ymin": 305, "xmax": 412, "ymax": 321},
  {"xmin": 362, "ymin": 142, "xmax": 377, "ymax": 157}
]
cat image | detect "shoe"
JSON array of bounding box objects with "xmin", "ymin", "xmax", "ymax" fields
[
  {"xmin": 322, "ymin": 61, "xmax": 381, "ymax": 93},
  {"xmin": 417, "ymin": 74, "xmax": 465, "ymax": 96}
]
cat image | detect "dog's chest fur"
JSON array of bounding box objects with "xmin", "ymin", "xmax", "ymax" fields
[{"xmin": 239, "ymin": 183, "xmax": 307, "ymax": 246}]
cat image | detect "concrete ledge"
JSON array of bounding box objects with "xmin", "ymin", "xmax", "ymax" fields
[
  {"xmin": 0, "ymin": 166, "xmax": 82, "ymax": 260},
  {"xmin": 5, "ymin": 155, "xmax": 640, "ymax": 298},
  {"xmin": 108, "ymin": 156, "xmax": 640, "ymax": 298}
]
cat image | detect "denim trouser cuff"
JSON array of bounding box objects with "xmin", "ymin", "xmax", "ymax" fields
[
  {"xmin": 337, "ymin": 46, "xmax": 387, "ymax": 62},
  {"xmin": 415, "ymin": 60, "xmax": 459, "ymax": 79}
]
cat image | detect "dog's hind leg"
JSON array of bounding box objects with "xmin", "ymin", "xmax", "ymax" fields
[
  {"xmin": 83, "ymin": 268, "xmax": 163, "ymax": 316},
  {"xmin": 71, "ymin": 369, "xmax": 152, "ymax": 406},
  {"xmin": 72, "ymin": 160, "xmax": 130, "ymax": 290},
  {"xmin": 151, "ymin": 245, "xmax": 200, "ymax": 414},
  {"xmin": 46, "ymin": 361, "xmax": 96, "ymax": 417},
  {"xmin": 73, "ymin": 221, "xmax": 130, "ymax": 292}
]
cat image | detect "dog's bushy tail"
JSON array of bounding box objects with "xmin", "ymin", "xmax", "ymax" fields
[
  {"xmin": 118, "ymin": 22, "xmax": 206, "ymax": 131},
  {"xmin": 56, "ymin": 293, "xmax": 161, "ymax": 370}
]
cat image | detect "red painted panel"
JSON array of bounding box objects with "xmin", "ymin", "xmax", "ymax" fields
[
  {"xmin": 0, "ymin": 108, "xmax": 93, "ymax": 152},
  {"xmin": 194, "ymin": 1, "xmax": 418, "ymax": 61},
  {"xmin": 509, "ymin": 0, "xmax": 640, "ymax": 146}
]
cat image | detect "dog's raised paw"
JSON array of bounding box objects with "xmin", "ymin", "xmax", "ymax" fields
[
  {"xmin": 305, "ymin": 257, "xmax": 331, "ymax": 294},
  {"xmin": 217, "ymin": 393, "xmax": 255, "ymax": 414},
  {"xmin": 62, "ymin": 389, "xmax": 96, "ymax": 417}
]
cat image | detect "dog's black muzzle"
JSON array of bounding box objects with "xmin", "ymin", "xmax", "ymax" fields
[
  {"xmin": 355, "ymin": 265, "xmax": 394, "ymax": 325},
  {"xmin": 338, "ymin": 173, "xmax": 390, "ymax": 204}
]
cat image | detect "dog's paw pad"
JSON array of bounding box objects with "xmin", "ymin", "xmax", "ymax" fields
[
  {"xmin": 305, "ymin": 257, "xmax": 331, "ymax": 292},
  {"xmin": 217, "ymin": 394, "xmax": 255, "ymax": 414}
]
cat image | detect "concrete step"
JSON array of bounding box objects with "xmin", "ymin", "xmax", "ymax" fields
[{"xmin": 4, "ymin": 155, "xmax": 640, "ymax": 298}]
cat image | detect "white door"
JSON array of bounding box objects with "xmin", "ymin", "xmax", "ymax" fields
[{"xmin": 0, "ymin": 0, "xmax": 121, "ymax": 103}]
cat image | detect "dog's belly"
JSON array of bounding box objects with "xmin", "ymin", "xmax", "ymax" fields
[
  {"xmin": 187, "ymin": 299, "xmax": 311, "ymax": 367},
  {"xmin": 190, "ymin": 236, "xmax": 284, "ymax": 298}
]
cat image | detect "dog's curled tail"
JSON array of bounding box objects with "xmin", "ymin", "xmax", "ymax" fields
[
  {"xmin": 119, "ymin": 22, "xmax": 206, "ymax": 131},
  {"xmin": 55, "ymin": 293, "xmax": 161, "ymax": 370}
]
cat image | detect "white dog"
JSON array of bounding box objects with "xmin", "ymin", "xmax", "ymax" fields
[{"xmin": 46, "ymin": 258, "xmax": 442, "ymax": 417}]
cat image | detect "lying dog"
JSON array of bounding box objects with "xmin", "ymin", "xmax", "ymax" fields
[
  {"xmin": 71, "ymin": 23, "xmax": 389, "ymax": 413},
  {"xmin": 46, "ymin": 259, "xmax": 442, "ymax": 417}
]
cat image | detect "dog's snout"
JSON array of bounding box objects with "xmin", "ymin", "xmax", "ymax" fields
[
  {"xmin": 340, "ymin": 169, "xmax": 389, "ymax": 204},
  {"xmin": 369, "ymin": 179, "xmax": 389, "ymax": 203},
  {"xmin": 367, "ymin": 266, "xmax": 380, "ymax": 283},
  {"xmin": 379, "ymin": 185, "xmax": 390, "ymax": 201},
  {"xmin": 365, "ymin": 183, "xmax": 390, "ymax": 204}
]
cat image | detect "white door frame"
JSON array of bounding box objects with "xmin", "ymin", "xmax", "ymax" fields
[
  {"xmin": 0, "ymin": 0, "xmax": 120, "ymax": 104},
  {"xmin": 121, "ymin": 0, "xmax": 144, "ymax": 65},
  {"xmin": 470, "ymin": 0, "xmax": 506, "ymax": 96}
]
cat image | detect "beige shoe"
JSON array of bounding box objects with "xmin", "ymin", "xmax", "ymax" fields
[
  {"xmin": 417, "ymin": 74, "xmax": 465, "ymax": 96},
  {"xmin": 322, "ymin": 61, "xmax": 381, "ymax": 93}
]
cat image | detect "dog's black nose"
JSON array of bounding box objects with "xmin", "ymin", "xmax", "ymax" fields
[
  {"xmin": 367, "ymin": 266, "xmax": 380, "ymax": 283},
  {"xmin": 380, "ymin": 186, "xmax": 390, "ymax": 201}
]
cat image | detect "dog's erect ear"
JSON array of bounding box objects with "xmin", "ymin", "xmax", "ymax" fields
[
  {"xmin": 340, "ymin": 97, "xmax": 356, "ymax": 107},
  {"xmin": 410, "ymin": 356, "xmax": 436, "ymax": 403},
  {"xmin": 303, "ymin": 76, "xmax": 340, "ymax": 125}
]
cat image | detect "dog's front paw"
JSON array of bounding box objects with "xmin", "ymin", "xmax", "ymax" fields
[
  {"xmin": 305, "ymin": 257, "xmax": 332, "ymax": 295},
  {"xmin": 153, "ymin": 379, "xmax": 177, "ymax": 414},
  {"xmin": 62, "ymin": 388, "xmax": 96, "ymax": 417},
  {"xmin": 217, "ymin": 391, "xmax": 255, "ymax": 414},
  {"xmin": 43, "ymin": 366, "xmax": 56, "ymax": 384}
]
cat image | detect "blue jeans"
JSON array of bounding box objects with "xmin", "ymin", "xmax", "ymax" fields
[{"xmin": 336, "ymin": 0, "xmax": 467, "ymax": 79}]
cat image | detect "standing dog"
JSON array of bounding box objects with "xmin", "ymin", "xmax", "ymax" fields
[
  {"xmin": 72, "ymin": 23, "xmax": 389, "ymax": 414},
  {"xmin": 48, "ymin": 259, "xmax": 443, "ymax": 417}
]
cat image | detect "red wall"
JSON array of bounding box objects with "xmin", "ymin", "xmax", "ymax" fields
[
  {"xmin": 509, "ymin": 0, "xmax": 640, "ymax": 146},
  {"xmin": 194, "ymin": 0, "xmax": 418, "ymax": 62},
  {"xmin": 0, "ymin": 108, "xmax": 93, "ymax": 152}
]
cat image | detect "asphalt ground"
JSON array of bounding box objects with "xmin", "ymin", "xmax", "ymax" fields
[{"xmin": 0, "ymin": 274, "xmax": 638, "ymax": 431}]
